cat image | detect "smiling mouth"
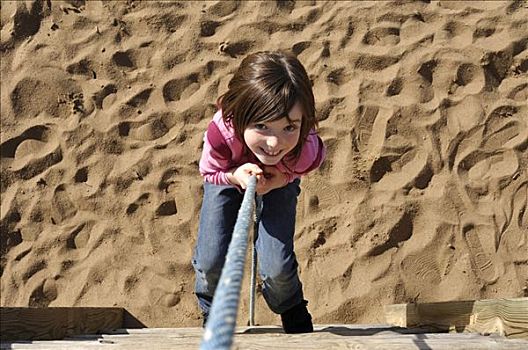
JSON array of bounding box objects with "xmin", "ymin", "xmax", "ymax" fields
[{"xmin": 260, "ymin": 148, "xmax": 281, "ymax": 157}]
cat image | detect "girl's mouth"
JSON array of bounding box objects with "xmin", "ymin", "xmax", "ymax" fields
[{"xmin": 260, "ymin": 148, "xmax": 281, "ymax": 157}]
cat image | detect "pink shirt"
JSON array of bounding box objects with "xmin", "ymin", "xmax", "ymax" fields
[{"xmin": 199, "ymin": 110, "xmax": 326, "ymax": 185}]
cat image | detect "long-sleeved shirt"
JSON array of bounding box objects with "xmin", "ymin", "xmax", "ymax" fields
[{"xmin": 199, "ymin": 110, "xmax": 326, "ymax": 185}]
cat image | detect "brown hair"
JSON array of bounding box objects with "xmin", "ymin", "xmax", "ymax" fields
[{"xmin": 217, "ymin": 51, "xmax": 316, "ymax": 160}]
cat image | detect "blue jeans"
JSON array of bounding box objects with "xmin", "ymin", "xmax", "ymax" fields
[{"xmin": 192, "ymin": 179, "xmax": 304, "ymax": 315}]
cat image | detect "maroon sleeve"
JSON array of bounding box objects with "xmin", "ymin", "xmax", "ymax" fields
[
  {"xmin": 206, "ymin": 121, "xmax": 232, "ymax": 161},
  {"xmin": 300, "ymin": 134, "xmax": 325, "ymax": 174}
]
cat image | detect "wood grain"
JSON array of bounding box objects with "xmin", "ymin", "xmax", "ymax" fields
[
  {"xmin": 384, "ymin": 298, "xmax": 528, "ymax": 339},
  {"xmin": 2, "ymin": 325, "xmax": 527, "ymax": 350},
  {"xmin": 0, "ymin": 307, "xmax": 123, "ymax": 341}
]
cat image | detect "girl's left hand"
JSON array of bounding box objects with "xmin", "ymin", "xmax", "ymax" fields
[{"xmin": 256, "ymin": 166, "xmax": 288, "ymax": 195}]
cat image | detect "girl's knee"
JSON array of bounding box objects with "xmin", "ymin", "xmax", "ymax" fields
[
  {"xmin": 193, "ymin": 254, "xmax": 224, "ymax": 277},
  {"xmin": 259, "ymin": 257, "xmax": 297, "ymax": 282}
]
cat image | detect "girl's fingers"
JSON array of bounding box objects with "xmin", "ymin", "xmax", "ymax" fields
[
  {"xmin": 250, "ymin": 165, "xmax": 263, "ymax": 175},
  {"xmin": 234, "ymin": 163, "xmax": 263, "ymax": 189}
]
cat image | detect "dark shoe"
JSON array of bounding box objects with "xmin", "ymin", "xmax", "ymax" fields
[{"xmin": 280, "ymin": 300, "xmax": 313, "ymax": 334}]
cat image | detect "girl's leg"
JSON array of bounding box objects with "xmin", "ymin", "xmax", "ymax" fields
[
  {"xmin": 192, "ymin": 182, "xmax": 242, "ymax": 317},
  {"xmin": 256, "ymin": 179, "xmax": 305, "ymax": 314}
]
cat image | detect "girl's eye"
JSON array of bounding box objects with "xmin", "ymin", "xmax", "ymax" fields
[
  {"xmin": 254, "ymin": 124, "xmax": 267, "ymax": 130},
  {"xmin": 284, "ymin": 124, "xmax": 297, "ymax": 132}
]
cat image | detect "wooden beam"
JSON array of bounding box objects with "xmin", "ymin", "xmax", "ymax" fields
[
  {"xmin": 384, "ymin": 298, "xmax": 528, "ymax": 339},
  {"xmin": 0, "ymin": 307, "xmax": 124, "ymax": 341},
  {"xmin": 4, "ymin": 326, "xmax": 527, "ymax": 350}
]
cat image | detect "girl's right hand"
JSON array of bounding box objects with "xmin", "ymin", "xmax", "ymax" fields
[{"xmin": 228, "ymin": 163, "xmax": 264, "ymax": 190}]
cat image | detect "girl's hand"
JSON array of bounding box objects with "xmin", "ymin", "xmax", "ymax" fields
[
  {"xmin": 256, "ymin": 166, "xmax": 288, "ymax": 195},
  {"xmin": 228, "ymin": 163, "xmax": 264, "ymax": 190}
]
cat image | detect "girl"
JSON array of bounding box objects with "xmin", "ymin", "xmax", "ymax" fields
[{"xmin": 192, "ymin": 50, "xmax": 325, "ymax": 333}]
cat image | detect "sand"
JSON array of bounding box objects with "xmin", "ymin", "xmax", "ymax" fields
[{"xmin": 1, "ymin": 0, "xmax": 527, "ymax": 328}]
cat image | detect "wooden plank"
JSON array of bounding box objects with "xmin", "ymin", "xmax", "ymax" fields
[
  {"xmin": 384, "ymin": 298, "xmax": 528, "ymax": 339},
  {"xmin": 2, "ymin": 325, "xmax": 528, "ymax": 350},
  {"xmin": 0, "ymin": 307, "xmax": 124, "ymax": 341}
]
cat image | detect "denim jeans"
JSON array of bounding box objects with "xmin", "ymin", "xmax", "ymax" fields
[{"xmin": 192, "ymin": 179, "xmax": 304, "ymax": 316}]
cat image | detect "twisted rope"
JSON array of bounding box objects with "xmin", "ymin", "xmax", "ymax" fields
[{"xmin": 200, "ymin": 176, "xmax": 258, "ymax": 350}]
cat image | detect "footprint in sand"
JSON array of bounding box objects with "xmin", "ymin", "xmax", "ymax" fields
[
  {"xmin": 473, "ymin": 18, "xmax": 497, "ymax": 41},
  {"xmin": 148, "ymin": 287, "xmax": 182, "ymax": 308},
  {"xmin": 363, "ymin": 25, "xmax": 400, "ymax": 46},
  {"xmin": 501, "ymin": 78, "xmax": 528, "ymax": 102},
  {"xmin": 208, "ymin": 0, "xmax": 239, "ymax": 18},
  {"xmin": 74, "ymin": 167, "xmax": 88, "ymax": 183},
  {"xmin": 9, "ymin": 68, "xmax": 85, "ymax": 119},
  {"xmin": 163, "ymin": 73, "xmax": 201, "ymax": 103},
  {"xmin": 52, "ymin": 184, "xmax": 77, "ymax": 224},
  {"xmin": 18, "ymin": 257, "xmax": 57, "ymax": 307},
  {"xmin": 353, "ymin": 105, "xmax": 388, "ymax": 170},
  {"xmin": 127, "ymin": 111, "xmax": 181, "ymax": 142},
  {"xmin": 126, "ymin": 193, "xmax": 151, "ymax": 215},
  {"xmin": 0, "ymin": 125, "xmax": 62, "ymax": 182},
  {"xmin": 318, "ymin": 97, "xmax": 345, "ymax": 122},
  {"xmin": 339, "ymin": 18, "xmax": 356, "ymax": 49},
  {"xmin": 7, "ymin": 0, "xmax": 48, "ymax": 42},
  {"xmin": 386, "ymin": 77, "xmax": 403, "ymax": 96},
  {"xmin": 200, "ymin": 20, "xmax": 221, "ymax": 37},
  {"xmin": 65, "ymin": 222, "xmax": 92, "ymax": 250},
  {"xmin": 292, "ymin": 41, "xmax": 311, "ymax": 56},
  {"xmin": 368, "ymin": 210, "xmax": 414, "ymax": 257},
  {"xmin": 29, "ymin": 278, "xmax": 58, "ymax": 308},
  {"xmin": 218, "ymin": 40, "xmax": 254, "ymax": 58},
  {"xmin": 92, "ymin": 83, "xmax": 118, "ymax": 110},
  {"xmin": 480, "ymin": 47, "xmax": 517, "ymax": 90},
  {"xmin": 158, "ymin": 171, "xmax": 199, "ymax": 223},
  {"xmin": 141, "ymin": 12, "xmax": 186, "ymax": 34},
  {"xmin": 415, "ymin": 52, "xmax": 486, "ymax": 101},
  {"xmin": 299, "ymin": 175, "xmax": 340, "ymax": 218},
  {"xmin": 445, "ymin": 95, "xmax": 485, "ymax": 136},
  {"xmin": 116, "ymin": 87, "xmax": 154, "ymax": 118},
  {"xmin": 326, "ymin": 68, "xmax": 346, "ymax": 86},
  {"xmin": 299, "ymin": 217, "xmax": 332, "ymax": 249},
  {"xmin": 457, "ymin": 149, "xmax": 519, "ymax": 205},
  {"xmin": 455, "ymin": 102, "xmax": 524, "ymax": 203},
  {"xmin": 436, "ymin": 20, "xmax": 473, "ymax": 46},
  {"xmin": 126, "ymin": 88, "xmax": 153, "ymax": 108},
  {"xmin": 462, "ymin": 224, "xmax": 498, "ymax": 284},
  {"xmin": 513, "ymin": 183, "xmax": 528, "ymax": 237},
  {"xmin": 22, "ymin": 259, "xmax": 47, "ymax": 281},
  {"xmin": 0, "ymin": 229, "xmax": 23, "ymax": 259},
  {"xmin": 352, "ymin": 105, "xmax": 432, "ymax": 191},
  {"xmin": 384, "ymin": 59, "xmax": 434, "ymax": 104},
  {"xmin": 162, "ymin": 60, "xmax": 229, "ymax": 105},
  {"xmin": 400, "ymin": 222, "xmax": 457, "ymax": 287},
  {"xmin": 112, "ymin": 50, "xmax": 135, "ymax": 69},
  {"xmin": 440, "ymin": 0, "xmax": 508, "ymax": 11},
  {"xmin": 453, "ymin": 62, "xmax": 486, "ymax": 95},
  {"xmin": 66, "ymin": 57, "xmax": 97, "ymax": 79},
  {"xmin": 156, "ymin": 200, "xmax": 177, "ymax": 217},
  {"xmin": 353, "ymin": 52, "xmax": 401, "ymax": 72},
  {"xmin": 482, "ymin": 103, "xmax": 527, "ymax": 151},
  {"xmin": 401, "ymin": 252, "xmax": 442, "ymax": 286}
]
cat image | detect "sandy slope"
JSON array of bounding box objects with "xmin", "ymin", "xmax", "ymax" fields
[{"xmin": 1, "ymin": 0, "xmax": 527, "ymax": 327}]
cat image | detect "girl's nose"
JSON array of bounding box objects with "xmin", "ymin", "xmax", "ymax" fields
[{"xmin": 266, "ymin": 135, "xmax": 279, "ymax": 148}]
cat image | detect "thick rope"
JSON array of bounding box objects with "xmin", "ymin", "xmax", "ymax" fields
[
  {"xmin": 200, "ymin": 176, "xmax": 257, "ymax": 350},
  {"xmin": 249, "ymin": 195, "xmax": 263, "ymax": 326}
]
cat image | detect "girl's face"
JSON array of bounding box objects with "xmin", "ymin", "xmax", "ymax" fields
[{"xmin": 243, "ymin": 101, "xmax": 303, "ymax": 165}]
